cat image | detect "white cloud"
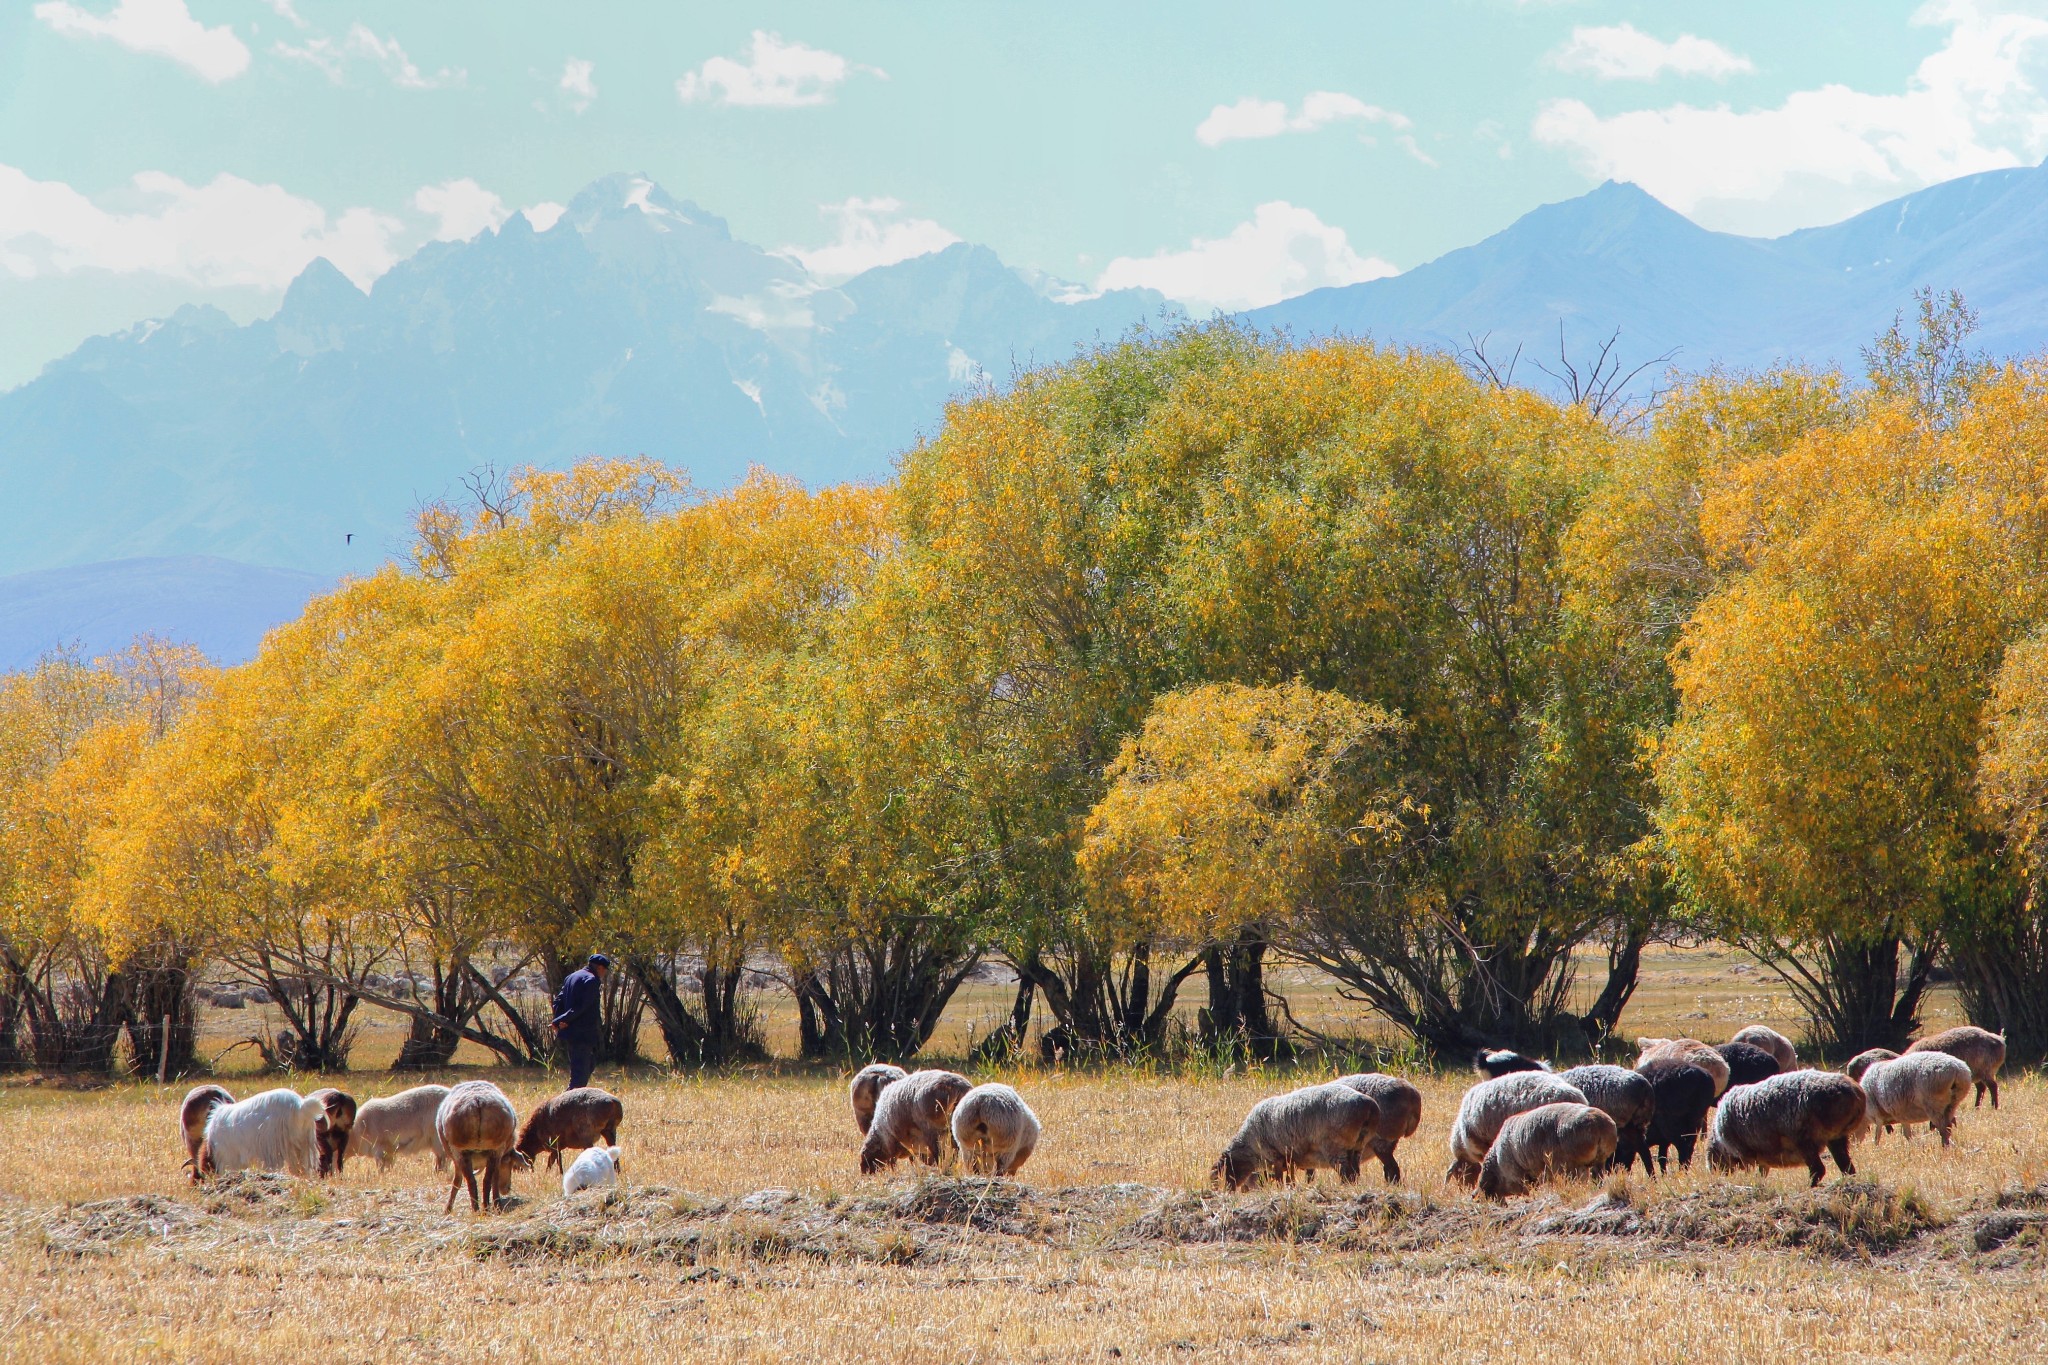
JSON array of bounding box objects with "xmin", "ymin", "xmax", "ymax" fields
[
  {"xmin": 1093, "ymin": 202, "xmax": 1396, "ymax": 314},
  {"xmin": 523, "ymin": 201, "xmax": 567, "ymax": 232},
  {"xmin": 0, "ymin": 164, "xmax": 404, "ymax": 291},
  {"xmin": 1196, "ymin": 91, "xmax": 1413, "ymax": 146},
  {"xmin": 1553, "ymin": 23, "xmax": 1754, "ymax": 81},
  {"xmin": 260, "ymin": 0, "xmax": 306, "ymax": 28},
  {"xmin": 275, "ymin": 22, "xmax": 463, "ymax": 89},
  {"xmin": 412, "ymin": 179, "xmax": 509, "ymax": 243},
  {"xmin": 787, "ymin": 197, "xmax": 959, "ymax": 283},
  {"xmin": 1534, "ymin": 0, "xmax": 2048, "ymax": 234},
  {"xmin": 559, "ymin": 57, "xmax": 596, "ymax": 112},
  {"xmin": 33, "ymin": 0, "xmax": 250, "ymax": 83},
  {"xmin": 676, "ymin": 30, "xmax": 879, "ymax": 107}
]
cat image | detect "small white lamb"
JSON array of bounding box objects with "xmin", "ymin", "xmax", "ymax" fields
[{"xmin": 562, "ymin": 1143, "xmax": 621, "ymax": 1196}]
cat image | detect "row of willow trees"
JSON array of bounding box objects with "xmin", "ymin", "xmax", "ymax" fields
[{"xmin": 7, "ymin": 303, "xmax": 2048, "ymax": 1078}]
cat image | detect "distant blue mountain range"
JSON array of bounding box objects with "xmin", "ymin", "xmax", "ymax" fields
[
  {"xmin": 1247, "ymin": 164, "xmax": 2048, "ymax": 381},
  {"xmin": 7, "ymin": 164, "xmax": 2048, "ymax": 666},
  {"xmin": 0, "ymin": 557, "xmax": 329, "ymax": 671}
]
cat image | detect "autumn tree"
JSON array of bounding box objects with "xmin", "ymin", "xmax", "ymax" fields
[
  {"xmin": 0, "ymin": 641, "xmax": 209, "ymax": 1076},
  {"xmin": 1081, "ymin": 681, "xmax": 1406, "ymax": 1057}
]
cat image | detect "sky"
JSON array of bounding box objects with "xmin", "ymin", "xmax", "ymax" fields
[{"xmin": 4, "ymin": 0, "xmax": 2048, "ymax": 389}]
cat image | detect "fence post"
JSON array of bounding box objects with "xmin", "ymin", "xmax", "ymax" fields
[{"xmin": 156, "ymin": 1013, "xmax": 171, "ymax": 1084}]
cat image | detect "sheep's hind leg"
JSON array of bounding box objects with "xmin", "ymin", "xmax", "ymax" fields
[{"xmin": 445, "ymin": 1155, "xmax": 470, "ymax": 1214}]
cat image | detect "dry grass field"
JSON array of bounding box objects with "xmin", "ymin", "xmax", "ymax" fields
[{"xmin": 2, "ymin": 946, "xmax": 2040, "ymax": 1364}]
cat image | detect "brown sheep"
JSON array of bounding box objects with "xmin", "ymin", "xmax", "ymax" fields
[
  {"xmin": 513, "ymin": 1087, "xmax": 623, "ymax": 1172},
  {"xmin": 1333, "ymin": 1073, "xmax": 1424, "ymax": 1182},
  {"xmin": 1478, "ymin": 1102, "xmax": 1619, "ymax": 1199},
  {"xmin": 307, "ymin": 1087, "xmax": 357, "ymax": 1177},
  {"xmin": 1707, "ymin": 1071, "xmax": 1868, "ymax": 1186},
  {"xmin": 178, "ymin": 1084, "xmax": 233, "ymax": 1182},
  {"xmin": 859, "ymin": 1070, "xmax": 972, "ymax": 1174},
  {"xmin": 436, "ymin": 1081, "xmax": 521, "ymax": 1213},
  {"xmin": 1636, "ymin": 1037, "xmax": 1732, "ymax": 1095},
  {"xmin": 1730, "ymin": 1025, "xmax": 1799, "ymax": 1072},
  {"xmin": 849, "ymin": 1064, "xmax": 908, "ymax": 1135},
  {"xmin": 1907, "ymin": 1026, "xmax": 2007, "ymax": 1109}
]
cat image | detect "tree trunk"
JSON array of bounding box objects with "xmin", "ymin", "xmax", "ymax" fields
[
  {"xmin": 1753, "ymin": 931, "xmax": 1934, "ymax": 1057},
  {"xmin": 122, "ymin": 961, "xmax": 198, "ymax": 1080},
  {"xmin": 1199, "ymin": 927, "xmax": 1289, "ymax": 1060},
  {"xmin": 0, "ymin": 977, "xmax": 27, "ymax": 1073},
  {"xmin": 629, "ymin": 956, "xmax": 765, "ymax": 1067},
  {"xmin": 1578, "ymin": 921, "xmax": 1647, "ymax": 1049},
  {"xmin": 794, "ymin": 971, "xmax": 846, "ymax": 1061},
  {"xmin": 787, "ymin": 932, "xmax": 978, "ymax": 1062},
  {"xmin": 1948, "ymin": 900, "xmax": 2048, "ymax": 1066},
  {"xmin": 1017, "ymin": 940, "xmax": 1203, "ymax": 1060}
]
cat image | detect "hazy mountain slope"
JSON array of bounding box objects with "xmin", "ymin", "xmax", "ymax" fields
[
  {"xmin": 1249, "ymin": 162, "xmax": 2048, "ymax": 385},
  {"xmin": 0, "ymin": 556, "xmax": 329, "ymax": 670},
  {"xmin": 0, "ymin": 174, "xmax": 1167, "ymax": 577}
]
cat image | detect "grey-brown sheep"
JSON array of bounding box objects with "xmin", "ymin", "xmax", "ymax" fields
[
  {"xmin": 1445, "ymin": 1072, "xmax": 1588, "ymax": 1185},
  {"xmin": 1636, "ymin": 1037, "xmax": 1732, "ymax": 1095},
  {"xmin": 1559, "ymin": 1064, "xmax": 1654, "ymax": 1172},
  {"xmin": 1844, "ymin": 1048, "xmax": 1899, "ymax": 1081},
  {"xmin": 1478, "ymin": 1102, "xmax": 1619, "ymax": 1199},
  {"xmin": 859, "ymin": 1069, "xmax": 972, "ymax": 1174},
  {"xmin": 1856, "ymin": 1050, "xmax": 1973, "ymax": 1145},
  {"xmin": 1731, "ymin": 1025, "xmax": 1799, "ymax": 1072},
  {"xmin": 513, "ymin": 1087, "xmax": 623, "ymax": 1172},
  {"xmin": 1333, "ymin": 1073, "xmax": 1424, "ymax": 1182},
  {"xmin": 951, "ymin": 1083, "xmax": 1040, "ymax": 1176},
  {"xmin": 307, "ymin": 1087, "xmax": 357, "ymax": 1176},
  {"xmin": 849, "ymin": 1063, "xmax": 908, "ymax": 1135},
  {"xmin": 1908, "ymin": 1026, "xmax": 2007, "ymax": 1109},
  {"xmin": 351, "ymin": 1084, "xmax": 451, "ymax": 1171},
  {"xmin": 1707, "ymin": 1070, "xmax": 1867, "ymax": 1186},
  {"xmin": 436, "ymin": 1080, "xmax": 521, "ymax": 1213},
  {"xmin": 1636, "ymin": 1057, "xmax": 1718, "ymax": 1173},
  {"xmin": 1214, "ymin": 1082, "xmax": 1380, "ymax": 1191},
  {"xmin": 1714, "ymin": 1042, "xmax": 1782, "ymax": 1090},
  {"xmin": 178, "ymin": 1084, "xmax": 232, "ymax": 1182}
]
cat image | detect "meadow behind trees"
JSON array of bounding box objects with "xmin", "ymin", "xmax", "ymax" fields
[{"xmin": 7, "ymin": 295, "xmax": 2048, "ymax": 1081}]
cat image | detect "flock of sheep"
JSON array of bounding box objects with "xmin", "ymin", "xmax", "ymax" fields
[
  {"xmin": 180, "ymin": 1080, "xmax": 623, "ymax": 1211},
  {"xmin": 171, "ymin": 1021, "xmax": 2009, "ymax": 1215}
]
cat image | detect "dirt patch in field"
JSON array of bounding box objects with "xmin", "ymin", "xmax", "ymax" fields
[{"xmin": 12, "ymin": 1174, "xmax": 2048, "ymax": 1270}]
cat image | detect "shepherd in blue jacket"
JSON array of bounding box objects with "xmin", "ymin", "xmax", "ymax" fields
[{"xmin": 552, "ymin": 953, "xmax": 611, "ymax": 1090}]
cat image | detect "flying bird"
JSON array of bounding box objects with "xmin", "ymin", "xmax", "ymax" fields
[{"xmin": 345, "ymin": 533, "xmax": 353, "ymax": 544}]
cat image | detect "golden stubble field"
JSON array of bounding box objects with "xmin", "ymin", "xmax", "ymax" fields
[
  {"xmin": 1, "ymin": 1064, "xmax": 2045, "ymax": 1364},
  {"xmin": 0, "ymin": 947, "xmax": 2039, "ymax": 1364}
]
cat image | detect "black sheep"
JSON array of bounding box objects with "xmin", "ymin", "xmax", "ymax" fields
[
  {"xmin": 1714, "ymin": 1041, "xmax": 1782, "ymax": 1090},
  {"xmin": 1635, "ymin": 1057, "xmax": 1718, "ymax": 1174}
]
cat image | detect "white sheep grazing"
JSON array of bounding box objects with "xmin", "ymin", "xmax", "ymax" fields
[
  {"xmin": 1446, "ymin": 1072, "xmax": 1588, "ymax": 1185},
  {"xmin": 351, "ymin": 1084, "xmax": 453, "ymax": 1172},
  {"xmin": 951, "ymin": 1083, "xmax": 1041, "ymax": 1176},
  {"xmin": 1731, "ymin": 1025, "xmax": 1800, "ymax": 1073},
  {"xmin": 849, "ymin": 1064, "xmax": 908, "ymax": 1135},
  {"xmin": 1856, "ymin": 1051, "xmax": 1974, "ymax": 1145},
  {"xmin": 198, "ymin": 1088, "xmax": 325, "ymax": 1179},
  {"xmin": 562, "ymin": 1143, "xmax": 621, "ymax": 1196},
  {"xmin": 860, "ymin": 1070, "xmax": 973, "ymax": 1174},
  {"xmin": 1214, "ymin": 1082, "xmax": 1381, "ymax": 1190},
  {"xmin": 1478, "ymin": 1102, "xmax": 1619, "ymax": 1199}
]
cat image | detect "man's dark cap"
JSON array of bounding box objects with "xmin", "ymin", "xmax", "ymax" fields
[{"xmin": 588, "ymin": 953, "xmax": 613, "ymax": 968}]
